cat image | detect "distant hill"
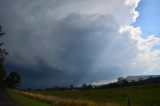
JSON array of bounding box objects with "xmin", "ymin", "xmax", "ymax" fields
[
  {"xmin": 124, "ymin": 75, "xmax": 160, "ymax": 82},
  {"xmin": 97, "ymin": 75, "xmax": 160, "ymax": 89}
]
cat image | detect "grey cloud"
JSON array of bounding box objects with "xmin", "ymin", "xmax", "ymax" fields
[{"xmin": 1, "ymin": 0, "xmax": 140, "ymax": 88}]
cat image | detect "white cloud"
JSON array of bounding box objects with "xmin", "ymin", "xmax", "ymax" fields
[
  {"xmin": 124, "ymin": 0, "xmax": 140, "ymax": 22},
  {"xmin": 91, "ymin": 79, "xmax": 117, "ymax": 86},
  {"xmin": 119, "ymin": 25, "xmax": 160, "ymax": 75}
]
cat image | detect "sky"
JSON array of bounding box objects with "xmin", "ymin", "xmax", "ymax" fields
[
  {"xmin": 134, "ymin": 0, "xmax": 160, "ymax": 36},
  {"xmin": 0, "ymin": 0, "xmax": 160, "ymax": 88}
]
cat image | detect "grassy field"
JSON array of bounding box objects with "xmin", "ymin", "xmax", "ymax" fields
[
  {"xmin": 8, "ymin": 84, "xmax": 160, "ymax": 106},
  {"xmin": 8, "ymin": 90, "xmax": 51, "ymax": 106},
  {"xmin": 32, "ymin": 84, "xmax": 160, "ymax": 106}
]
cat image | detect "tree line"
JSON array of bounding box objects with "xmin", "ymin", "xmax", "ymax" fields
[
  {"xmin": 28, "ymin": 76, "xmax": 160, "ymax": 91},
  {"xmin": 96, "ymin": 76, "xmax": 160, "ymax": 89},
  {"xmin": 0, "ymin": 25, "xmax": 21, "ymax": 89}
]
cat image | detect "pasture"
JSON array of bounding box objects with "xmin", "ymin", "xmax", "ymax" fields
[{"xmin": 9, "ymin": 84, "xmax": 160, "ymax": 106}]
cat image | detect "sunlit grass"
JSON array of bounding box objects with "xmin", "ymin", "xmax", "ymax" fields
[
  {"xmin": 8, "ymin": 84, "xmax": 160, "ymax": 106},
  {"xmin": 8, "ymin": 90, "xmax": 51, "ymax": 106},
  {"xmin": 33, "ymin": 84, "xmax": 160, "ymax": 106},
  {"xmin": 18, "ymin": 91, "xmax": 98, "ymax": 106}
]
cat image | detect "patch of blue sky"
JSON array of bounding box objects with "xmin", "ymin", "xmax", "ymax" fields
[{"xmin": 133, "ymin": 0, "xmax": 160, "ymax": 37}]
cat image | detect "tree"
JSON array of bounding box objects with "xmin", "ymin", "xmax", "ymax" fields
[
  {"xmin": 0, "ymin": 26, "xmax": 8, "ymax": 63},
  {"xmin": 70, "ymin": 85, "xmax": 74, "ymax": 90},
  {"xmin": 117, "ymin": 77, "xmax": 124, "ymax": 82},
  {"xmin": 82, "ymin": 83, "xmax": 87, "ymax": 89},
  {"xmin": 0, "ymin": 63, "xmax": 6, "ymax": 81},
  {"xmin": 0, "ymin": 64, "xmax": 7, "ymax": 88},
  {"xmin": 0, "ymin": 26, "xmax": 8, "ymax": 88},
  {"xmin": 139, "ymin": 78, "xmax": 144, "ymax": 82},
  {"xmin": 5, "ymin": 72, "xmax": 21, "ymax": 89}
]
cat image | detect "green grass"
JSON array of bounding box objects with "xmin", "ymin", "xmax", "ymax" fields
[
  {"xmin": 8, "ymin": 90, "xmax": 51, "ymax": 106},
  {"xmin": 33, "ymin": 84, "xmax": 160, "ymax": 106},
  {"xmin": 7, "ymin": 84, "xmax": 160, "ymax": 106}
]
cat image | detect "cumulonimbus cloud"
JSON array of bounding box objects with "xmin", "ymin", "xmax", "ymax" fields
[{"xmin": 0, "ymin": 0, "xmax": 159, "ymax": 88}]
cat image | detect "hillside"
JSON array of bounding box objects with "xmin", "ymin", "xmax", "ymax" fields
[{"xmin": 125, "ymin": 75, "xmax": 160, "ymax": 82}]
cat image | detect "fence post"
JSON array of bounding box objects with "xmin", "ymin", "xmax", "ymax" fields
[
  {"xmin": 96, "ymin": 96, "xmax": 100, "ymax": 106},
  {"xmin": 127, "ymin": 95, "xmax": 131, "ymax": 106}
]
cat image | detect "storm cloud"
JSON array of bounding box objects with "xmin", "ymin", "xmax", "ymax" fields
[{"xmin": 0, "ymin": 0, "xmax": 160, "ymax": 88}]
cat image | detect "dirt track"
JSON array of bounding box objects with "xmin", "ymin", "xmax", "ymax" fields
[{"xmin": 0, "ymin": 89, "xmax": 18, "ymax": 106}]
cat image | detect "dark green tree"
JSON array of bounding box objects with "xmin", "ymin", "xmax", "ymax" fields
[
  {"xmin": 117, "ymin": 77, "xmax": 124, "ymax": 82},
  {"xmin": 0, "ymin": 26, "xmax": 8, "ymax": 88},
  {"xmin": 0, "ymin": 26, "xmax": 8, "ymax": 62},
  {"xmin": 82, "ymin": 83, "xmax": 87, "ymax": 88},
  {"xmin": 5, "ymin": 72, "xmax": 21, "ymax": 89},
  {"xmin": 70, "ymin": 85, "xmax": 74, "ymax": 90},
  {"xmin": 0, "ymin": 64, "xmax": 6, "ymax": 81},
  {"xmin": 0, "ymin": 64, "xmax": 7, "ymax": 88}
]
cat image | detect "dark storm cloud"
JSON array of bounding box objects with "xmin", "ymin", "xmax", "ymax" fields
[{"xmin": 0, "ymin": 0, "xmax": 146, "ymax": 88}]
